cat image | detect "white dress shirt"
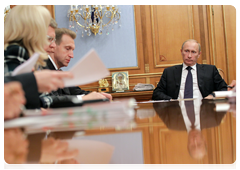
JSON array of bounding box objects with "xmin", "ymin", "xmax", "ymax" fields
[
  {"xmin": 179, "ymin": 99, "xmax": 202, "ymax": 133},
  {"xmin": 48, "ymin": 55, "xmax": 58, "ymax": 70},
  {"xmin": 47, "ymin": 55, "xmax": 85, "ymax": 100},
  {"xmin": 178, "ymin": 63, "xmax": 203, "ymax": 100}
]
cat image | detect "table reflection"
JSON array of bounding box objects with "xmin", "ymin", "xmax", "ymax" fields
[
  {"xmin": 4, "ymin": 98, "xmax": 236, "ymax": 164},
  {"xmin": 153, "ymin": 99, "xmax": 226, "ymax": 160},
  {"xmin": 4, "ymin": 128, "xmax": 28, "ymax": 164}
]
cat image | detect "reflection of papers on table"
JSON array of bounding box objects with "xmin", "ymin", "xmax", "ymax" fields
[
  {"xmin": 137, "ymin": 109, "xmax": 155, "ymax": 119},
  {"xmin": 215, "ymin": 103, "xmax": 230, "ymax": 112},
  {"xmin": 12, "ymin": 53, "xmax": 39, "ymax": 76},
  {"xmin": 63, "ymin": 49, "xmax": 110, "ymax": 87},
  {"xmin": 65, "ymin": 140, "xmax": 114, "ymax": 164},
  {"xmin": 4, "ymin": 98, "xmax": 136, "ymax": 134}
]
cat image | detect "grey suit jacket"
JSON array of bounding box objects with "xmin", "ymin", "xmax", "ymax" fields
[{"xmin": 152, "ymin": 64, "xmax": 228, "ymax": 100}]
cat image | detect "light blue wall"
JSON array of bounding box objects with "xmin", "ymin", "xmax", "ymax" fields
[{"xmin": 55, "ymin": 5, "xmax": 138, "ymax": 71}]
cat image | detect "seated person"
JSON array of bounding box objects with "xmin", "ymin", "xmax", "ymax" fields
[
  {"xmin": 152, "ymin": 39, "xmax": 228, "ymax": 100},
  {"xmin": 4, "ymin": 6, "xmax": 73, "ymax": 109},
  {"xmin": 41, "ymin": 26, "xmax": 112, "ymax": 108}
]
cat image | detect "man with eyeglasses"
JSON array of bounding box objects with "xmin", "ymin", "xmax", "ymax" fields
[
  {"xmin": 40, "ymin": 19, "xmax": 112, "ymax": 108},
  {"xmin": 43, "ymin": 19, "xmax": 57, "ymax": 58}
]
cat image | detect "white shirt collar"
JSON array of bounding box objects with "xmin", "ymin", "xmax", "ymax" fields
[
  {"xmin": 182, "ymin": 63, "xmax": 197, "ymax": 70},
  {"xmin": 48, "ymin": 55, "xmax": 58, "ymax": 70}
]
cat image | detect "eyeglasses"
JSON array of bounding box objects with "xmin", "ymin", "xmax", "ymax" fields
[{"xmin": 47, "ymin": 35, "xmax": 56, "ymax": 44}]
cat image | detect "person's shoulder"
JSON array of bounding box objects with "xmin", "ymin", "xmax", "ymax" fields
[
  {"xmin": 5, "ymin": 44, "xmax": 21, "ymax": 53},
  {"xmin": 197, "ymin": 63, "xmax": 216, "ymax": 69},
  {"xmin": 5, "ymin": 44, "xmax": 28, "ymax": 58},
  {"xmin": 164, "ymin": 64, "xmax": 182, "ymax": 71}
]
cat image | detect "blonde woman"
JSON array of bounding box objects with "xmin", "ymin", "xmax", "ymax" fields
[
  {"xmin": 4, "ymin": 5, "xmax": 73, "ymax": 109},
  {"xmin": 4, "ymin": 5, "xmax": 50, "ymax": 70}
]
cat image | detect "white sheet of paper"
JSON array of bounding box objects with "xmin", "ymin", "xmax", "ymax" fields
[
  {"xmin": 63, "ymin": 49, "xmax": 110, "ymax": 87},
  {"xmin": 12, "ymin": 53, "xmax": 39, "ymax": 76},
  {"xmin": 65, "ymin": 139, "xmax": 114, "ymax": 164},
  {"xmin": 214, "ymin": 91, "xmax": 233, "ymax": 98}
]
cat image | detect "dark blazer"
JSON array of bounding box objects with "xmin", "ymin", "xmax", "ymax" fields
[
  {"xmin": 153, "ymin": 100, "xmax": 226, "ymax": 131},
  {"xmin": 4, "ymin": 44, "xmax": 40, "ymax": 109},
  {"xmin": 4, "ymin": 73, "xmax": 40, "ymax": 109},
  {"xmin": 45, "ymin": 58, "xmax": 90, "ymax": 96},
  {"xmin": 152, "ymin": 64, "xmax": 228, "ymax": 100}
]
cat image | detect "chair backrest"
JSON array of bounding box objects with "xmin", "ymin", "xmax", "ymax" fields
[{"xmin": 217, "ymin": 68, "xmax": 225, "ymax": 80}]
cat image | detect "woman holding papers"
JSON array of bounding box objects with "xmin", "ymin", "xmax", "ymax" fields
[{"xmin": 4, "ymin": 5, "xmax": 73, "ymax": 109}]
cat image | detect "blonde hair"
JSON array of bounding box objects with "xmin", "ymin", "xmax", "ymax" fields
[
  {"xmin": 4, "ymin": 5, "xmax": 51, "ymax": 67},
  {"xmin": 55, "ymin": 28, "xmax": 76, "ymax": 45}
]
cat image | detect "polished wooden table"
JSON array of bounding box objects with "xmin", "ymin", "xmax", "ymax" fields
[
  {"xmin": 111, "ymin": 90, "xmax": 153, "ymax": 102},
  {"xmin": 5, "ymin": 98, "xmax": 236, "ymax": 164}
]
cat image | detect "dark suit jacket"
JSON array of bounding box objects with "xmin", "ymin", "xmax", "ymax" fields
[
  {"xmin": 4, "ymin": 43, "xmax": 40, "ymax": 109},
  {"xmin": 153, "ymin": 100, "xmax": 226, "ymax": 131},
  {"xmin": 4, "ymin": 73, "xmax": 40, "ymax": 109},
  {"xmin": 45, "ymin": 58, "xmax": 90, "ymax": 96},
  {"xmin": 152, "ymin": 64, "xmax": 228, "ymax": 100}
]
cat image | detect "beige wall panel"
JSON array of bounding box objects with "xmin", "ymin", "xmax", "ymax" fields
[
  {"xmin": 193, "ymin": 5, "xmax": 209, "ymax": 63},
  {"xmin": 192, "ymin": 5, "xmax": 201, "ymax": 51},
  {"xmin": 152, "ymin": 5, "xmax": 194, "ymax": 68},
  {"xmin": 211, "ymin": 6, "xmax": 228, "ymax": 81},
  {"xmin": 224, "ymin": 5, "xmax": 236, "ymax": 82}
]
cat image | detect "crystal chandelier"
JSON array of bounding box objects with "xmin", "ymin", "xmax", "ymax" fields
[{"xmin": 67, "ymin": 5, "xmax": 121, "ymax": 37}]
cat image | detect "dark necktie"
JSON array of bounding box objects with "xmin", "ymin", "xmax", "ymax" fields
[
  {"xmin": 185, "ymin": 100, "xmax": 195, "ymax": 129},
  {"xmin": 184, "ymin": 66, "xmax": 193, "ymax": 98}
]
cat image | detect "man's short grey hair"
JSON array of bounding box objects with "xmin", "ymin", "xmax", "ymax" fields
[
  {"xmin": 181, "ymin": 39, "xmax": 201, "ymax": 53},
  {"xmin": 49, "ymin": 18, "xmax": 58, "ymax": 29}
]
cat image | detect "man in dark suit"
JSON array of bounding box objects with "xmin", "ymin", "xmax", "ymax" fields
[
  {"xmin": 41, "ymin": 20, "xmax": 111, "ymax": 108},
  {"xmin": 152, "ymin": 39, "xmax": 228, "ymax": 100}
]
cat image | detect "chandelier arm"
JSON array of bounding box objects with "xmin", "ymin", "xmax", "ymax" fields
[
  {"xmin": 76, "ymin": 21, "xmax": 90, "ymax": 29},
  {"xmin": 101, "ymin": 10, "xmax": 114, "ymax": 28},
  {"xmin": 75, "ymin": 12, "xmax": 90, "ymax": 21},
  {"xmin": 115, "ymin": 11, "xmax": 121, "ymax": 21}
]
